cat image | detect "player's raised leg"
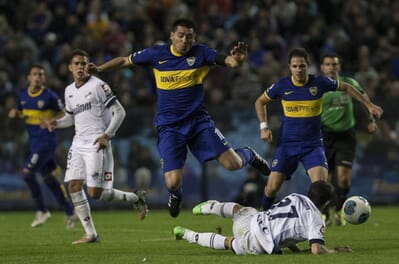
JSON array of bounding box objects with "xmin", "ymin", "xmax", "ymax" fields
[{"xmin": 99, "ymin": 188, "xmax": 148, "ymax": 220}]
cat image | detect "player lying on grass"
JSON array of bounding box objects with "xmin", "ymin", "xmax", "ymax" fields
[{"xmin": 173, "ymin": 181, "xmax": 351, "ymax": 255}]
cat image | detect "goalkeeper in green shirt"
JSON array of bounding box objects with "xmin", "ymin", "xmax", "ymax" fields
[{"xmin": 320, "ymin": 53, "xmax": 378, "ymax": 226}]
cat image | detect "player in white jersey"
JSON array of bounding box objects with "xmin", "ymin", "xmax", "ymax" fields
[
  {"xmin": 173, "ymin": 181, "xmax": 351, "ymax": 255},
  {"xmin": 42, "ymin": 49, "xmax": 148, "ymax": 244}
]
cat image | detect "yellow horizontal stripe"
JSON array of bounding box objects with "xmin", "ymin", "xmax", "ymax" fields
[
  {"xmin": 282, "ymin": 99, "xmax": 322, "ymax": 118},
  {"xmin": 153, "ymin": 66, "xmax": 210, "ymax": 90},
  {"xmin": 22, "ymin": 109, "xmax": 58, "ymax": 125}
]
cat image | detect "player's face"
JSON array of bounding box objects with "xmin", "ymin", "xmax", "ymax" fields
[
  {"xmin": 289, "ymin": 57, "xmax": 308, "ymax": 83},
  {"xmin": 69, "ymin": 55, "xmax": 89, "ymax": 82},
  {"xmin": 320, "ymin": 57, "xmax": 341, "ymax": 80},
  {"xmin": 27, "ymin": 67, "xmax": 45, "ymax": 89},
  {"xmin": 170, "ymin": 25, "xmax": 195, "ymax": 55}
]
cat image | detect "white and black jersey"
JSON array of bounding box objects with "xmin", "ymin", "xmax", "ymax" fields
[
  {"xmin": 64, "ymin": 75, "xmax": 116, "ymax": 141},
  {"xmin": 252, "ymin": 193, "xmax": 325, "ymax": 254}
]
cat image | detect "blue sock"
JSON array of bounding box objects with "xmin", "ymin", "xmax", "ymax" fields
[
  {"xmin": 234, "ymin": 148, "xmax": 253, "ymax": 166},
  {"xmin": 169, "ymin": 187, "xmax": 182, "ymax": 201},
  {"xmin": 262, "ymin": 194, "xmax": 276, "ymax": 211},
  {"xmin": 23, "ymin": 172, "xmax": 46, "ymax": 212},
  {"xmin": 45, "ymin": 176, "xmax": 74, "ymax": 216}
]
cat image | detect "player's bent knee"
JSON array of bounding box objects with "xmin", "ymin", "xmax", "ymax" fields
[{"xmin": 68, "ymin": 180, "xmax": 84, "ymax": 193}]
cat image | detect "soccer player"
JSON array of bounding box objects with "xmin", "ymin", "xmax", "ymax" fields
[
  {"xmin": 42, "ymin": 49, "xmax": 148, "ymax": 244},
  {"xmin": 8, "ymin": 65, "xmax": 77, "ymax": 229},
  {"xmin": 87, "ymin": 18, "xmax": 271, "ymax": 218},
  {"xmin": 320, "ymin": 52, "xmax": 378, "ymax": 226},
  {"xmin": 173, "ymin": 181, "xmax": 352, "ymax": 255},
  {"xmin": 254, "ymin": 48, "xmax": 383, "ymax": 211}
]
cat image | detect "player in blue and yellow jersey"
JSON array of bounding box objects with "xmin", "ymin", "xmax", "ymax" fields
[
  {"xmin": 254, "ymin": 48, "xmax": 383, "ymax": 210},
  {"xmin": 319, "ymin": 52, "xmax": 378, "ymax": 226},
  {"xmin": 8, "ymin": 65, "xmax": 76, "ymax": 228},
  {"xmin": 88, "ymin": 18, "xmax": 271, "ymax": 217}
]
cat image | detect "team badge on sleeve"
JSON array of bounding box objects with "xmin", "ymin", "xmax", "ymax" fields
[
  {"xmin": 104, "ymin": 172, "xmax": 113, "ymax": 181},
  {"xmin": 101, "ymin": 84, "xmax": 113, "ymax": 96}
]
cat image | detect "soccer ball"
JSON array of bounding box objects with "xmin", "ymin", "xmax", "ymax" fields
[{"xmin": 342, "ymin": 196, "xmax": 371, "ymax": 225}]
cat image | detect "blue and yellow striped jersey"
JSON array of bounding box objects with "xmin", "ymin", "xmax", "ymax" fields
[
  {"xmin": 129, "ymin": 44, "xmax": 217, "ymax": 125},
  {"xmin": 265, "ymin": 75, "xmax": 339, "ymax": 144},
  {"xmin": 16, "ymin": 86, "xmax": 64, "ymax": 151}
]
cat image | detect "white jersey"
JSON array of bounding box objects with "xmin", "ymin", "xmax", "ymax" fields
[
  {"xmin": 251, "ymin": 193, "xmax": 325, "ymax": 254},
  {"xmin": 64, "ymin": 75, "xmax": 116, "ymax": 142},
  {"xmin": 63, "ymin": 75, "xmax": 117, "ymax": 187}
]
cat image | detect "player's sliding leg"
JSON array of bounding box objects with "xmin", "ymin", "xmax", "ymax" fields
[
  {"xmin": 173, "ymin": 226, "xmax": 228, "ymax": 250},
  {"xmin": 70, "ymin": 190, "xmax": 99, "ymax": 244},
  {"xmin": 99, "ymin": 188, "xmax": 148, "ymax": 219},
  {"xmin": 192, "ymin": 200, "xmax": 238, "ymax": 218}
]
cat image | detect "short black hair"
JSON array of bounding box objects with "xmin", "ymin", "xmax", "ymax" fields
[
  {"xmin": 320, "ymin": 52, "xmax": 342, "ymax": 64},
  {"xmin": 69, "ymin": 49, "xmax": 90, "ymax": 63},
  {"xmin": 29, "ymin": 64, "xmax": 45, "ymax": 73},
  {"xmin": 172, "ymin": 18, "xmax": 197, "ymax": 33},
  {"xmin": 288, "ymin": 47, "xmax": 310, "ymax": 65},
  {"xmin": 307, "ymin": 180, "xmax": 334, "ymax": 208}
]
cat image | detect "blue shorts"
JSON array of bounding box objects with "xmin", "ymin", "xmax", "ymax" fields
[
  {"xmin": 270, "ymin": 143, "xmax": 328, "ymax": 179},
  {"xmin": 24, "ymin": 149, "xmax": 57, "ymax": 177},
  {"xmin": 157, "ymin": 115, "xmax": 231, "ymax": 173}
]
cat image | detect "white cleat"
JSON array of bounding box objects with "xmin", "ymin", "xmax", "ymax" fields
[
  {"xmin": 31, "ymin": 211, "xmax": 51, "ymax": 228},
  {"xmin": 133, "ymin": 190, "xmax": 149, "ymax": 220},
  {"xmin": 72, "ymin": 235, "xmax": 100, "ymax": 245},
  {"xmin": 192, "ymin": 200, "xmax": 220, "ymax": 215}
]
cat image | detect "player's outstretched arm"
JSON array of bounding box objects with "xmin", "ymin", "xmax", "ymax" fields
[
  {"xmin": 339, "ymin": 82, "xmax": 383, "ymax": 119},
  {"xmin": 87, "ymin": 56, "xmax": 132, "ymax": 74},
  {"xmin": 311, "ymin": 243, "xmax": 352, "ymax": 254},
  {"xmin": 224, "ymin": 41, "xmax": 248, "ymax": 68}
]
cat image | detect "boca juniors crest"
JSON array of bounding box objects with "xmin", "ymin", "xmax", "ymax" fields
[
  {"xmin": 309, "ymin": 86, "xmax": 318, "ymax": 96},
  {"xmin": 186, "ymin": 57, "xmax": 196, "ymax": 66},
  {"xmin": 37, "ymin": 100, "xmax": 45, "ymax": 109}
]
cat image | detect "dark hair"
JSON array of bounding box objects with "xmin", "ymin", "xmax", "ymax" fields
[
  {"xmin": 320, "ymin": 52, "xmax": 342, "ymax": 64},
  {"xmin": 288, "ymin": 48, "xmax": 310, "ymax": 65},
  {"xmin": 29, "ymin": 64, "xmax": 45, "ymax": 73},
  {"xmin": 307, "ymin": 180, "xmax": 334, "ymax": 208},
  {"xmin": 69, "ymin": 49, "xmax": 90, "ymax": 63},
  {"xmin": 172, "ymin": 18, "xmax": 197, "ymax": 33}
]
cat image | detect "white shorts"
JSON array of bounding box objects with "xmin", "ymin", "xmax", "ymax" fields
[
  {"xmin": 65, "ymin": 140, "xmax": 114, "ymax": 189},
  {"xmin": 231, "ymin": 207, "xmax": 265, "ymax": 255}
]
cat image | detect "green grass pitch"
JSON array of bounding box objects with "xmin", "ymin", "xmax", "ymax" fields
[{"xmin": 0, "ymin": 206, "xmax": 398, "ymax": 264}]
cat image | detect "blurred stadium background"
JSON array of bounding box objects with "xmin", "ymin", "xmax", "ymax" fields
[{"xmin": 0, "ymin": 0, "xmax": 398, "ymax": 211}]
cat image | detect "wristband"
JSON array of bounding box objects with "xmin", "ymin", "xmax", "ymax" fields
[{"xmin": 260, "ymin": 122, "xmax": 269, "ymax": 130}]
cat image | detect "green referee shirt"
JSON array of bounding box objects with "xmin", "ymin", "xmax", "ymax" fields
[{"xmin": 321, "ymin": 76, "xmax": 365, "ymax": 132}]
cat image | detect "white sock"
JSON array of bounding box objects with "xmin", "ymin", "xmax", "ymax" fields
[
  {"xmin": 70, "ymin": 190, "xmax": 97, "ymax": 237},
  {"xmin": 184, "ymin": 229, "xmax": 226, "ymax": 250},
  {"xmin": 99, "ymin": 189, "xmax": 138, "ymax": 202},
  {"xmin": 201, "ymin": 202, "xmax": 236, "ymax": 218}
]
